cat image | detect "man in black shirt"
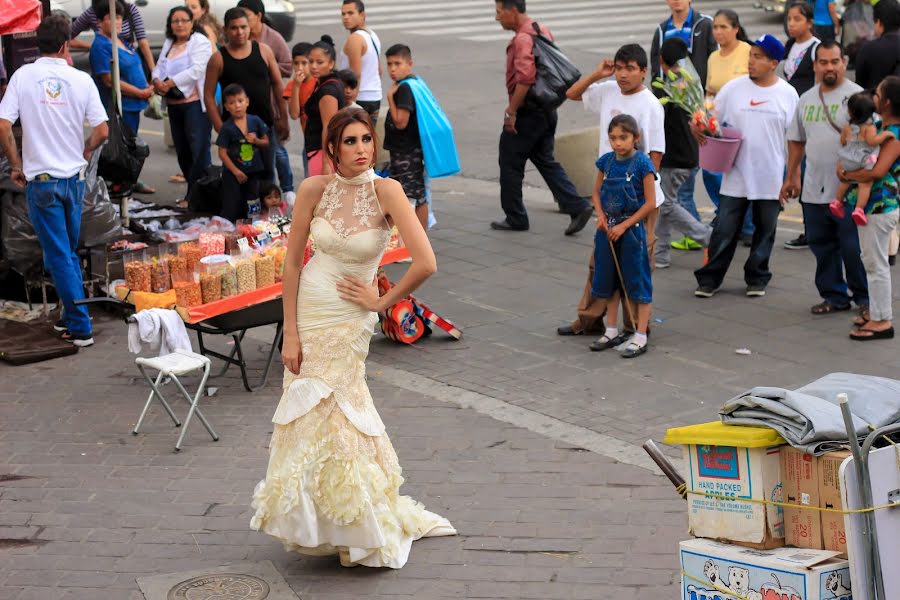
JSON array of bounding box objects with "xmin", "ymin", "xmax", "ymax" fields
[
  {"xmin": 855, "ymin": 0, "xmax": 900, "ymax": 90},
  {"xmin": 385, "ymin": 44, "xmax": 427, "ymax": 228},
  {"xmin": 654, "ymin": 38, "xmax": 712, "ymax": 269}
]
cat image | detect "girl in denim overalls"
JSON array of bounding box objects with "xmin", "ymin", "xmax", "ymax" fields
[{"xmin": 590, "ymin": 115, "xmax": 657, "ymax": 359}]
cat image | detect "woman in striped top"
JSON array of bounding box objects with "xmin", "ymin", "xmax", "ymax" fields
[{"xmin": 69, "ymin": 0, "xmax": 155, "ymax": 73}]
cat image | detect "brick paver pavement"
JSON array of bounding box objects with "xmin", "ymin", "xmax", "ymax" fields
[
  {"xmin": 0, "ymin": 309, "xmax": 686, "ymax": 600},
  {"xmin": 3, "ymin": 174, "xmax": 890, "ymax": 599}
]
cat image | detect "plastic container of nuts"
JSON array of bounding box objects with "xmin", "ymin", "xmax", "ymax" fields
[
  {"xmin": 172, "ymin": 270, "xmax": 202, "ymax": 307},
  {"xmin": 178, "ymin": 241, "xmax": 203, "ymax": 271},
  {"xmin": 254, "ymin": 253, "xmax": 276, "ymax": 288},
  {"xmin": 124, "ymin": 249, "xmax": 151, "ymax": 292}
]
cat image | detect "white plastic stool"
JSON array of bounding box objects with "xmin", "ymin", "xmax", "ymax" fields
[{"xmin": 134, "ymin": 349, "xmax": 218, "ymax": 451}]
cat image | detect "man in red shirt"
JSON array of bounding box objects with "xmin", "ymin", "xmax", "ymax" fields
[{"xmin": 492, "ymin": 0, "xmax": 592, "ymax": 236}]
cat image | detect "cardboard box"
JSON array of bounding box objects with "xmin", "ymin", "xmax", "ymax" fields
[
  {"xmin": 782, "ymin": 447, "xmax": 824, "ymax": 549},
  {"xmin": 819, "ymin": 451, "xmax": 851, "ymax": 557},
  {"xmin": 665, "ymin": 422, "xmax": 785, "ymax": 546},
  {"xmin": 680, "ymin": 538, "xmax": 853, "ymax": 600},
  {"xmin": 779, "ymin": 449, "xmax": 851, "ymax": 556}
]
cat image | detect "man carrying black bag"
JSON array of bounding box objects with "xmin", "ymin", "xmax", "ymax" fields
[{"xmin": 492, "ymin": 0, "xmax": 593, "ymax": 235}]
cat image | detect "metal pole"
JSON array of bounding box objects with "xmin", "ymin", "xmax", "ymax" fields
[
  {"xmin": 109, "ymin": 0, "xmax": 122, "ymax": 115},
  {"xmin": 838, "ymin": 393, "xmax": 877, "ymax": 600}
]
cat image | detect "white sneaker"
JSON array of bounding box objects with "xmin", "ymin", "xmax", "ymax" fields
[{"xmin": 283, "ymin": 191, "xmax": 296, "ymax": 208}]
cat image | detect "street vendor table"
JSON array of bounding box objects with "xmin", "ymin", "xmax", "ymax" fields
[{"xmin": 115, "ymin": 245, "xmax": 415, "ymax": 393}]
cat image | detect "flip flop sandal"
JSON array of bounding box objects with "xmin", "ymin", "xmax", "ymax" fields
[
  {"xmin": 168, "ymin": 174, "xmax": 186, "ymax": 183},
  {"xmin": 849, "ymin": 327, "xmax": 895, "ymax": 341},
  {"xmin": 621, "ymin": 342, "xmax": 648, "ymax": 358},
  {"xmin": 589, "ymin": 332, "xmax": 628, "ymax": 352},
  {"xmin": 810, "ymin": 301, "xmax": 850, "ymax": 315},
  {"xmin": 133, "ymin": 181, "xmax": 156, "ymax": 194}
]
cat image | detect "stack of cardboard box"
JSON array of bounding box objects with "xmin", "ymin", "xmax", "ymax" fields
[{"xmin": 665, "ymin": 422, "xmax": 854, "ymax": 599}]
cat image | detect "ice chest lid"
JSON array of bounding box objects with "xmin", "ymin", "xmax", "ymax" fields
[
  {"xmin": 680, "ymin": 538, "xmax": 842, "ymax": 568},
  {"xmin": 664, "ymin": 421, "xmax": 785, "ymax": 448}
]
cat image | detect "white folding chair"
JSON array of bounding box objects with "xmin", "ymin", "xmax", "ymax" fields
[{"xmin": 133, "ymin": 349, "xmax": 219, "ymax": 451}]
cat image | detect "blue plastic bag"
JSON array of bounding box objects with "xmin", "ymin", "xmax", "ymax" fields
[{"xmin": 401, "ymin": 77, "xmax": 460, "ymax": 179}]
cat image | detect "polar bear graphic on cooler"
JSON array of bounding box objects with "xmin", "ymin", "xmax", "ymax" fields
[
  {"xmin": 824, "ymin": 572, "xmax": 852, "ymax": 597},
  {"xmin": 728, "ymin": 567, "xmax": 762, "ymax": 600},
  {"xmin": 703, "ymin": 560, "xmax": 722, "ymax": 587}
]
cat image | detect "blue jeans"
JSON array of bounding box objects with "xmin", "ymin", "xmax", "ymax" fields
[
  {"xmin": 802, "ymin": 202, "xmax": 868, "ymax": 308},
  {"xmin": 694, "ymin": 195, "xmax": 781, "ymax": 289},
  {"xmin": 677, "ymin": 168, "xmax": 701, "ymax": 220},
  {"xmin": 703, "ymin": 169, "xmax": 753, "ymax": 236},
  {"xmin": 273, "ymin": 133, "xmax": 294, "ymax": 193},
  {"xmin": 122, "ymin": 110, "xmax": 140, "ymax": 136},
  {"xmin": 26, "ymin": 175, "xmax": 91, "ymax": 336},
  {"xmin": 167, "ymin": 100, "xmax": 211, "ymax": 189}
]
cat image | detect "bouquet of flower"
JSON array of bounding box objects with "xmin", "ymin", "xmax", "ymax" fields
[{"xmin": 652, "ymin": 67, "xmax": 721, "ymax": 138}]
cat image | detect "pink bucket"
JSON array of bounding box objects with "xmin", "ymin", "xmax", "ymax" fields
[{"xmin": 698, "ymin": 127, "xmax": 742, "ymax": 173}]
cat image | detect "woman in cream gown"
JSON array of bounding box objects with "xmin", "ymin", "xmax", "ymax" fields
[{"xmin": 250, "ymin": 107, "xmax": 455, "ymax": 568}]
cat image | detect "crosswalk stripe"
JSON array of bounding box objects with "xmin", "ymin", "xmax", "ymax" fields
[{"xmin": 296, "ymin": 0, "xmax": 782, "ymax": 51}]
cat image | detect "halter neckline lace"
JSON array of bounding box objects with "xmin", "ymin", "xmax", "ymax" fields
[{"xmin": 333, "ymin": 168, "xmax": 377, "ymax": 186}]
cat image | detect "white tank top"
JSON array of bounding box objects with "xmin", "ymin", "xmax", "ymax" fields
[{"xmin": 339, "ymin": 28, "xmax": 382, "ymax": 102}]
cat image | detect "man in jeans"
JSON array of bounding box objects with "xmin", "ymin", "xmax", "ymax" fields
[
  {"xmin": 782, "ymin": 41, "xmax": 868, "ymax": 316},
  {"xmin": 492, "ymin": 0, "xmax": 593, "ymax": 236},
  {"xmin": 693, "ymin": 35, "xmax": 799, "ymax": 298},
  {"xmin": 0, "ymin": 16, "xmax": 109, "ymax": 347}
]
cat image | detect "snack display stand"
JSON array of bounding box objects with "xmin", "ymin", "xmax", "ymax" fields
[{"xmin": 112, "ymin": 244, "xmax": 416, "ymax": 392}]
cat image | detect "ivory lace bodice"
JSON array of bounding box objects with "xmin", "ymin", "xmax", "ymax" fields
[{"xmin": 297, "ymin": 171, "xmax": 391, "ymax": 332}]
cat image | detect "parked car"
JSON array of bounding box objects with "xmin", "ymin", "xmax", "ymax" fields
[{"xmin": 57, "ymin": 0, "xmax": 296, "ymax": 47}]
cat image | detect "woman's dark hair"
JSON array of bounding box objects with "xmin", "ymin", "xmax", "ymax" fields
[
  {"xmin": 336, "ymin": 69, "xmax": 359, "ymax": 90},
  {"xmin": 878, "ymin": 76, "xmax": 900, "ymax": 118},
  {"xmin": 259, "ymin": 182, "xmax": 282, "ymax": 200},
  {"xmin": 846, "ymin": 91, "xmax": 877, "ymax": 125},
  {"xmin": 94, "ymin": 0, "xmax": 126, "ymax": 22},
  {"xmin": 714, "ymin": 9, "xmax": 750, "ymax": 43},
  {"xmin": 292, "ymin": 41, "xmax": 312, "ymax": 58},
  {"xmin": 311, "ymin": 35, "xmax": 337, "ymax": 62},
  {"xmin": 165, "ymin": 6, "xmax": 204, "ymax": 39},
  {"xmin": 36, "ymin": 15, "xmax": 70, "ymax": 55},
  {"xmin": 608, "ymin": 114, "xmax": 641, "ymax": 139},
  {"xmin": 325, "ymin": 107, "xmax": 377, "ymax": 168},
  {"xmin": 223, "ymin": 6, "xmax": 248, "ymax": 26},
  {"xmin": 614, "ymin": 44, "xmax": 648, "ymax": 70},
  {"xmin": 787, "ymin": 1, "xmax": 814, "ymax": 23}
]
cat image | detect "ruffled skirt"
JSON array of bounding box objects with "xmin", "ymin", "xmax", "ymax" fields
[{"xmin": 250, "ymin": 314, "xmax": 455, "ymax": 568}]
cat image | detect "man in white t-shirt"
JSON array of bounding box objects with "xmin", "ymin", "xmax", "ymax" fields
[
  {"xmin": 693, "ymin": 34, "xmax": 799, "ymax": 298},
  {"xmin": 557, "ymin": 44, "xmax": 666, "ymax": 341},
  {"xmin": 0, "ymin": 16, "xmax": 109, "ymax": 347}
]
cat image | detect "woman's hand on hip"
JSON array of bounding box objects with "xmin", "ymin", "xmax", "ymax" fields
[
  {"xmin": 337, "ymin": 275, "xmax": 382, "ymax": 312},
  {"xmin": 281, "ymin": 335, "xmax": 302, "ymax": 374}
]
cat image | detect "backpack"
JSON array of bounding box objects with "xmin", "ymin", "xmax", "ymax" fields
[
  {"xmin": 526, "ymin": 22, "xmax": 581, "ymax": 111},
  {"xmin": 400, "ymin": 77, "xmax": 461, "ymax": 178}
]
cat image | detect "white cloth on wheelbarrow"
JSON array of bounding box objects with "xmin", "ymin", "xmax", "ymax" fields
[
  {"xmin": 719, "ymin": 372, "xmax": 900, "ymax": 455},
  {"xmin": 128, "ymin": 308, "xmax": 192, "ymax": 356}
]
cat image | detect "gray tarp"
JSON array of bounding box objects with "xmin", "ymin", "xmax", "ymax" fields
[{"xmin": 720, "ymin": 372, "xmax": 900, "ymax": 454}]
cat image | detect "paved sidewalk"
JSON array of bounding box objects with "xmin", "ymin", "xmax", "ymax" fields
[
  {"xmin": 0, "ymin": 320, "xmax": 684, "ymax": 600},
  {"xmin": 3, "ymin": 174, "xmax": 895, "ymax": 599}
]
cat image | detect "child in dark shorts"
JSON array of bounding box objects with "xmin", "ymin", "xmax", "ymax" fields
[
  {"xmin": 216, "ymin": 83, "xmax": 269, "ymax": 222},
  {"xmin": 384, "ymin": 43, "xmax": 428, "ymax": 228}
]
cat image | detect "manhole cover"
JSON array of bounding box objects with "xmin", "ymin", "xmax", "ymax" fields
[{"xmin": 167, "ymin": 573, "xmax": 270, "ymax": 600}]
